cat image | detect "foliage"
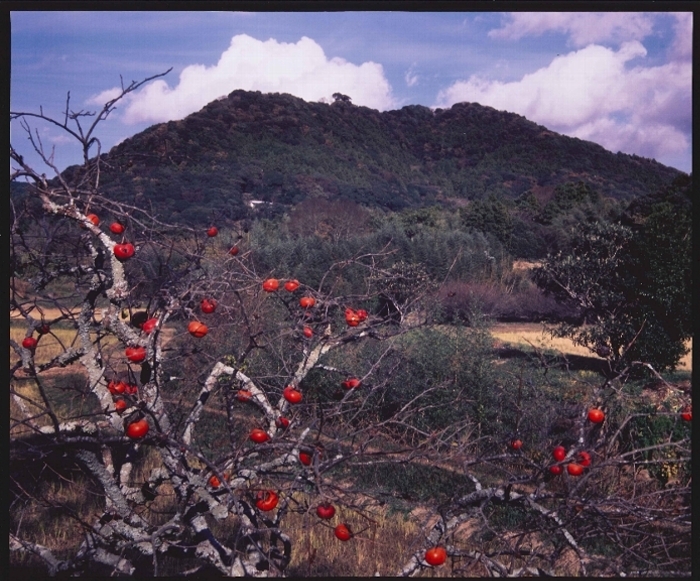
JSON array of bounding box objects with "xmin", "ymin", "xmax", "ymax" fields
[
  {"xmin": 534, "ymin": 181, "xmax": 600, "ymax": 226},
  {"xmin": 433, "ymin": 279, "xmax": 579, "ymax": 325},
  {"xmin": 353, "ymin": 324, "xmax": 498, "ymax": 437},
  {"xmin": 247, "ymin": 214, "xmax": 504, "ymax": 292},
  {"xmin": 350, "ymin": 463, "xmax": 467, "ymax": 505},
  {"xmin": 534, "ymin": 177, "xmax": 692, "ymax": 374},
  {"xmin": 460, "ymin": 195, "xmax": 514, "ymax": 249},
  {"xmin": 74, "ymin": 90, "xmax": 684, "ymax": 229}
]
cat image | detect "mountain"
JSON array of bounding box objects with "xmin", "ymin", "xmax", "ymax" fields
[{"xmin": 80, "ymin": 90, "xmax": 683, "ymax": 224}]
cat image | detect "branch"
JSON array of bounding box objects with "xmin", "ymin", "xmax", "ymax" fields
[
  {"xmin": 9, "ymin": 533, "xmax": 71, "ymax": 576},
  {"xmin": 11, "ymin": 69, "xmax": 173, "ymax": 173},
  {"xmin": 75, "ymin": 449, "xmax": 148, "ymax": 525}
]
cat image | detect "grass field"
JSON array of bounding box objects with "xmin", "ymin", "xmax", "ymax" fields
[
  {"xmin": 9, "ymin": 324, "xmax": 119, "ymax": 368},
  {"xmin": 490, "ymin": 322, "xmax": 692, "ymax": 371}
]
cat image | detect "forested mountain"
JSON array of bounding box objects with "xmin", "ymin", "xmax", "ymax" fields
[{"xmin": 75, "ymin": 90, "xmax": 683, "ymax": 225}]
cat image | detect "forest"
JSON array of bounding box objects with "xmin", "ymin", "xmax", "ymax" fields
[
  {"xmin": 56, "ymin": 88, "xmax": 683, "ymax": 228},
  {"xmin": 10, "ymin": 76, "xmax": 692, "ymax": 577}
]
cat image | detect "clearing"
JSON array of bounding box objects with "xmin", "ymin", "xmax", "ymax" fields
[{"xmin": 490, "ymin": 322, "xmax": 692, "ymax": 371}]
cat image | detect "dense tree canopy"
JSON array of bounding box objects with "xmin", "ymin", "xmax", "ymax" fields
[{"xmin": 70, "ymin": 89, "xmax": 683, "ymax": 227}]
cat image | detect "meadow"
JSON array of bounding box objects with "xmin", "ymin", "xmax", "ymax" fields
[{"xmin": 490, "ymin": 323, "xmax": 692, "ymax": 371}]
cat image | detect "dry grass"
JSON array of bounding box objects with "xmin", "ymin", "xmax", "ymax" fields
[
  {"xmin": 10, "ymin": 325, "xmax": 85, "ymax": 367},
  {"xmin": 9, "ymin": 444, "xmax": 443, "ymax": 577},
  {"xmin": 10, "ymin": 306, "xmax": 87, "ymax": 321},
  {"xmin": 13, "ymin": 451, "xmax": 675, "ymax": 578},
  {"xmin": 10, "ymin": 303, "xmax": 113, "ymax": 364},
  {"xmin": 127, "ymin": 449, "xmax": 433, "ymax": 575},
  {"xmin": 490, "ymin": 323, "xmax": 692, "ymax": 371},
  {"xmin": 9, "ymin": 321, "xmax": 176, "ymax": 369},
  {"xmin": 511, "ymin": 260, "xmax": 542, "ymax": 271},
  {"xmin": 12, "ymin": 428, "xmax": 452, "ymax": 575},
  {"xmin": 11, "ymin": 323, "xmax": 117, "ymax": 434},
  {"xmin": 10, "ymin": 302, "xmax": 689, "ymax": 575},
  {"xmin": 10, "ymin": 452, "xmax": 105, "ymax": 570},
  {"xmin": 282, "ymin": 500, "xmax": 419, "ymax": 576}
]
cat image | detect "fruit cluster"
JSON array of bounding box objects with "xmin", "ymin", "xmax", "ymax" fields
[{"xmin": 344, "ymin": 308, "xmax": 368, "ymax": 327}]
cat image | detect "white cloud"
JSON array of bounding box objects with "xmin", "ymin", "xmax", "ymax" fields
[
  {"xmin": 435, "ymin": 43, "xmax": 648, "ymax": 127},
  {"xmin": 434, "ymin": 41, "xmax": 691, "ymax": 167},
  {"xmin": 33, "ymin": 126, "xmax": 74, "ymax": 146},
  {"xmin": 570, "ymin": 117, "xmax": 689, "ymax": 160},
  {"xmin": 92, "ymin": 35, "xmax": 396, "ymax": 124},
  {"xmin": 88, "ymin": 86, "xmax": 122, "ymax": 106},
  {"xmin": 669, "ymin": 12, "xmax": 692, "ymax": 61},
  {"xmin": 405, "ymin": 65, "xmax": 419, "ymax": 87},
  {"xmin": 488, "ymin": 12, "xmax": 655, "ymax": 47}
]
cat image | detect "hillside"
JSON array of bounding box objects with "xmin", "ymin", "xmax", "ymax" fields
[{"xmin": 70, "ymin": 90, "xmax": 683, "ymax": 224}]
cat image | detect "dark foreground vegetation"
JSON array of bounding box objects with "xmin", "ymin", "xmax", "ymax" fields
[{"xmin": 10, "ymin": 74, "xmax": 691, "ymax": 576}]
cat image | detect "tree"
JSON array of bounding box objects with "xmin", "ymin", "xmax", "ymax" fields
[
  {"xmin": 534, "ymin": 181, "xmax": 599, "ymax": 226},
  {"xmin": 460, "ymin": 195, "xmax": 513, "ymax": 250},
  {"xmin": 533, "ymin": 182, "xmax": 692, "ymax": 375},
  {"xmin": 619, "ymin": 176, "xmax": 692, "ymax": 370},
  {"xmin": 9, "ymin": 75, "xmax": 470, "ymax": 576},
  {"xmin": 286, "ymin": 198, "xmax": 371, "ymax": 241},
  {"xmin": 10, "ymin": 76, "xmax": 691, "ymax": 577},
  {"xmin": 331, "ymin": 92, "xmax": 352, "ymax": 104}
]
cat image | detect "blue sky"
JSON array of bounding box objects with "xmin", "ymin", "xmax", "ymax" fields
[{"xmin": 10, "ymin": 10, "xmax": 692, "ymax": 175}]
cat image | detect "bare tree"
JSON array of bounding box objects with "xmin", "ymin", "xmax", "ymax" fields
[{"xmin": 10, "ymin": 72, "xmax": 461, "ymax": 576}]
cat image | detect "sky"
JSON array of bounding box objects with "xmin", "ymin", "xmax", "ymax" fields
[{"xmin": 10, "ymin": 10, "xmax": 693, "ymax": 175}]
